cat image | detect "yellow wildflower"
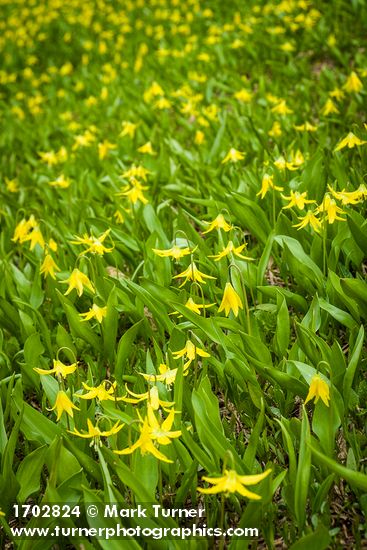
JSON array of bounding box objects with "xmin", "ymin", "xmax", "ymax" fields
[
  {"xmin": 209, "ymin": 241, "xmax": 253, "ymax": 261},
  {"xmin": 268, "ymin": 121, "xmax": 282, "ymax": 137},
  {"xmin": 40, "ymin": 254, "xmax": 60, "ymax": 279},
  {"xmin": 316, "ymin": 195, "xmax": 346, "ymax": 224},
  {"xmin": 304, "ymin": 374, "xmax": 330, "ymax": 406},
  {"xmin": 69, "ymin": 419, "xmax": 123, "ymax": 444},
  {"xmin": 70, "ymin": 229, "xmax": 113, "ymax": 255},
  {"xmin": 321, "ymin": 98, "xmax": 339, "ymax": 116},
  {"xmin": 98, "ymin": 140, "xmax": 116, "ymax": 160},
  {"xmin": 281, "ymin": 191, "xmax": 315, "ymax": 210},
  {"xmin": 221, "ymin": 148, "xmax": 245, "ymax": 164},
  {"xmin": 34, "ymin": 359, "xmax": 77, "ymax": 379},
  {"xmin": 80, "ymin": 304, "xmax": 107, "ymax": 323},
  {"xmin": 257, "ymin": 174, "xmax": 284, "ymax": 199},
  {"xmin": 198, "ymin": 468, "xmax": 271, "ymax": 499},
  {"xmin": 343, "ymin": 71, "xmax": 363, "ymax": 94},
  {"xmin": 62, "ymin": 268, "xmax": 95, "ymax": 296},
  {"xmin": 218, "ymin": 282, "xmax": 243, "ymax": 317},
  {"xmin": 202, "ymin": 214, "xmax": 233, "ymax": 234},
  {"xmin": 49, "ymin": 391, "xmax": 79, "ymax": 421},
  {"xmin": 172, "ymin": 339, "xmax": 210, "ymax": 369},
  {"xmin": 234, "ymin": 89, "xmax": 252, "ymax": 103},
  {"xmin": 293, "ymin": 211, "xmax": 321, "ymax": 232},
  {"xmin": 271, "ymin": 100, "xmax": 293, "ymax": 115},
  {"xmin": 153, "ymin": 245, "xmax": 193, "ymax": 260},
  {"xmin": 49, "ymin": 175, "xmax": 71, "ymax": 188},
  {"xmin": 173, "ymin": 262, "xmax": 216, "ymax": 287},
  {"xmin": 137, "ymin": 141, "xmax": 156, "ymax": 155},
  {"xmin": 334, "ymin": 132, "xmax": 367, "ymax": 152},
  {"xmin": 141, "ymin": 364, "xmax": 179, "ymax": 387},
  {"xmin": 78, "ymin": 381, "xmax": 123, "ymax": 402},
  {"xmin": 120, "ymin": 121, "xmax": 138, "ymax": 138},
  {"xmin": 122, "ymin": 385, "xmax": 174, "ymax": 410}
]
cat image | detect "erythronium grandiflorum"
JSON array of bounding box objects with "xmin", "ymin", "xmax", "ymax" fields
[
  {"xmin": 62, "ymin": 268, "xmax": 95, "ymax": 296},
  {"xmin": 34, "ymin": 359, "xmax": 77, "ymax": 379},
  {"xmin": 316, "ymin": 195, "xmax": 346, "ymax": 224},
  {"xmin": 98, "ymin": 140, "xmax": 116, "ymax": 159},
  {"xmin": 202, "ymin": 214, "xmax": 233, "ymax": 234},
  {"xmin": 209, "ymin": 241, "xmax": 254, "ymax": 262},
  {"xmin": 79, "ymin": 304, "xmax": 107, "ymax": 323},
  {"xmin": 114, "ymin": 407, "xmax": 181, "ymax": 463},
  {"xmin": 48, "ymin": 174, "xmax": 71, "ymax": 188},
  {"xmin": 70, "ymin": 229, "xmax": 113, "ymax": 255},
  {"xmin": 137, "ymin": 141, "xmax": 156, "ymax": 155},
  {"xmin": 304, "ymin": 375, "xmax": 330, "ymax": 407},
  {"xmin": 343, "ymin": 71, "xmax": 363, "ymax": 94},
  {"xmin": 218, "ymin": 282, "xmax": 243, "ymax": 317},
  {"xmin": 69, "ymin": 418, "xmax": 123, "ymax": 446},
  {"xmin": 172, "ymin": 339, "xmax": 210, "ymax": 369},
  {"xmin": 122, "ymin": 385, "xmax": 174, "ymax": 410},
  {"xmin": 256, "ymin": 173, "xmax": 284, "ymax": 199},
  {"xmin": 40, "ymin": 254, "xmax": 60, "ymax": 279},
  {"xmin": 221, "ymin": 148, "xmax": 245, "ymax": 163},
  {"xmin": 334, "ymin": 132, "xmax": 367, "ymax": 152},
  {"xmin": 120, "ymin": 120, "xmax": 138, "ymax": 138},
  {"xmin": 78, "ymin": 381, "xmax": 124, "ymax": 402},
  {"xmin": 140, "ymin": 364, "xmax": 180, "ymax": 387},
  {"xmin": 118, "ymin": 177, "xmax": 149, "ymax": 205},
  {"xmin": 198, "ymin": 468, "xmax": 272, "ymax": 499},
  {"xmin": 293, "ymin": 211, "xmax": 321, "ymax": 232},
  {"xmin": 327, "ymin": 185, "xmax": 362, "ymax": 205},
  {"xmin": 281, "ymin": 191, "xmax": 315, "ymax": 210},
  {"xmin": 49, "ymin": 391, "xmax": 80, "ymax": 421},
  {"xmin": 173, "ymin": 262, "xmax": 216, "ymax": 287},
  {"xmin": 152, "ymin": 245, "xmax": 193, "ymax": 260},
  {"xmin": 171, "ymin": 297, "xmax": 215, "ymax": 316},
  {"xmin": 121, "ymin": 165, "xmax": 150, "ymax": 182}
]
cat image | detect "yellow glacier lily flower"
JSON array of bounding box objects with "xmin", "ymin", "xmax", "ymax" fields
[
  {"xmin": 293, "ymin": 211, "xmax": 321, "ymax": 232},
  {"xmin": 40, "ymin": 254, "xmax": 60, "ymax": 279},
  {"xmin": 334, "ymin": 132, "xmax": 367, "ymax": 152},
  {"xmin": 70, "ymin": 229, "xmax": 114, "ymax": 255},
  {"xmin": 69, "ymin": 418, "xmax": 123, "ymax": 443},
  {"xmin": 62, "ymin": 268, "xmax": 95, "ymax": 296},
  {"xmin": 78, "ymin": 381, "xmax": 123, "ymax": 402},
  {"xmin": 122, "ymin": 385, "xmax": 174, "ymax": 410},
  {"xmin": 343, "ymin": 71, "xmax": 363, "ymax": 94},
  {"xmin": 140, "ymin": 364, "xmax": 179, "ymax": 387},
  {"xmin": 257, "ymin": 174, "xmax": 284, "ymax": 199},
  {"xmin": 304, "ymin": 374, "xmax": 330, "ymax": 406},
  {"xmin": 281, "ymin": 191, "xmax": 315, "ymax": 210},
  {"xmin": 152, "ymin": 245, "xmax": 193, "ymax": 260},
  {"xmin": 202, "ymin": 214, "xmax": 233, "ymax": 234},
  {"xmin": 221, "ymin": 148, "xmax": 245, "ymax": 164},
  {"xmin": 120, "ymin": 121, "xmax": 138, "ymax": 138},
  {"xmin": 172, "ymin": 339, "xmax": 210, "ymax": 369},
  {"xmin": 209, "ymin": 241, "xmax": 254, "ymax": 262},
  {"xmin": 34, "ymin": 359, "xmax": 77, "ymax": 379},
  {"xmin": 218, "ymin": 282, "xmax": 243, "ymax": 317},
  {"xmin": 79, "ymin": 304, "xmax": 107, "ymax": 323},
  {"xmin": 137, "ymin": 141, "xmax": 156, "ymax": 155},
  {"xmin": 173, "ymin": 262, "xmax": 216, "ymax": 287},
  {"xmin": 316, "ymin": 194, "xmax": 346, "ymax": 224},
  {"xmin": 198, "ymin": 468, "xmax": 271, "ymax": 499},
  {"xmin": 49, "ymin": 391, "xmax": 80, "ymax": 421}
]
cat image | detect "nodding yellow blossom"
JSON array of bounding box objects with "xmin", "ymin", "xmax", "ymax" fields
[
  {"xmin": 98, "ymin": 140, "xmax": 116, "ymax": 160},
  {"xmin": 343, "ymin": 71, "xmax": 363, "ymax": 94},
  {"xmin": 281, "ymin": 191, "xmax": 315, "ymax": 210},
  {"xmin": 334, "ymin": 132, "xmax": 367, "ymax": 152},
  {"xmin": 152, "ymin": 245, "xmax": 193, "ymax": 260},
  {"xmin": 5, "ymin": 177, "xmax": 19, "ymax": 192},
  {"xmin": 121, "ymin": 165, "xmax": 150, "ymax": 182},
  {"xmin": 120, "ymin": 121, "xmax": 138, "ymax": 138},
  {"xmin": 173, "ymin": 262, "xmax": 216, "ymax": 287},
  {"xmin": 293, "ymin": 211, "xmax": 321, "ymax": 232},
  {"xmin": 23, "ymin": 226, "xmax": 45, "ymax": 251},
  {"xmin": 172, "ymin": 339, "xmax": 210, "ymax": 369},
  {"xmin": 316, "ymin": 195, "xmax": 346, "ymax": 224},
  {"xmin": 327, "ymin": 185, "xmax": 363, "ymax": 205},
  {"xmin": 304, "ymin": 374, "xmax": 330, "ymax": 407},
  {"xmin": 198, "ymin": 468, "xmax": 271, "ymax": 499},
  {"xmin": 329, "ymin": 88, "xmax": 345, "ymax": 101},
  {"xmin": 271, "ymin": 99, "xmax": 293, "ymax": 115},
  {"xmin": 62, "ymin": 268, "xmax": 95, "ymax": 296},
  {"xmin": 321, "ymin": 98, "xmax": 339, "ymax": 116},
  {"xmin": 221, "ymin": 148, "xmax": 245, "ymax": 163},
  {"xmin": 137, "ymin": 141, "xmax": 156, "ymax": 155},
  {"xmin": 78, "ymin": 381, "xmax": 123, "ymax": 402},
  {"xmin": 170, "ymin": 297, "xmax": 215, "ymax": 317},
  {"xmin": 40, "ymin": 254, "xmax": 60, "ymax": 279},
  {"xmin": 268, "ymin": 121, "xmax": 282, "ymax": 137},
  {"xmin": 141, "ymin": 364, "xmax": 179, "ymax": 387},
  {"xmin": 194, "ymin": 130, "xmax": 205, "ymax": 145},
  {"xmin": 234, "ymin": 89, "xmax": 252, "ymax": 103},
  {"xmin": 118, "ymin": 178, "xmax": 149, "ymax": 205},
  {"xmin": 34, "ymin": 359, "xmax": 77, "ymax": 379},
  {"xmin": 48, "ymin": 174, "xmax": 71, "ymax": 188},
  {"xmin": 79, "ymin": 304, "xmax": 107, "ymax": 323},
  {"xmin": 294, "ymin": 122, "xmax": 317, "ymax": 132},
  {"xmin": 202, "ymin": 214, "xmax": 233, "ymax": 234},
  {"xmin": 144, "ymin": 81, "xmax": 164, "ymax": 103},
  {"xmin": 69, "ymin": 419, "xmax": 123, "ymax": 445},
  {"xmin": 218, "ymin": 282, "xmax": 243, "ymax": 317},
  {"xmin": 257, "ymin": 174, "xmax": 284, "ymax": 199},
  {"xmin": 122, "ymin": 385, "xmax": 174, "ymax": 410},
  {"xmin": 209, "ymin": 241, "xmax": 253, "ymax": 262},
  {"xmin": 49, "ymin": 391, "xmax": 79, "ymax": 421},
  {"xmin": 114, "ymin": 407, "xmax": 181, "ymax": 463},
  {"xmin": 70, "ymin": 229, "xmax": 113, "ymax": 255},
  {"xmin": 12, "ymin": 216, "xmax": 38, "ymax": 244}
]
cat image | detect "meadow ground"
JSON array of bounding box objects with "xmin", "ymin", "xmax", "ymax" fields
[{"xmin": 0, "ymin": 0, "xmax": 367, "ymax": 548}]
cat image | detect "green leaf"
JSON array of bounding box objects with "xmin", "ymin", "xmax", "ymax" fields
[
  {"xmin": 294, "ymin": 407, "xmax": 311, "ymax": 529},
  {"xmin": 16, "ymin": 445, "xmax": 48, "ymax": 503}
]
